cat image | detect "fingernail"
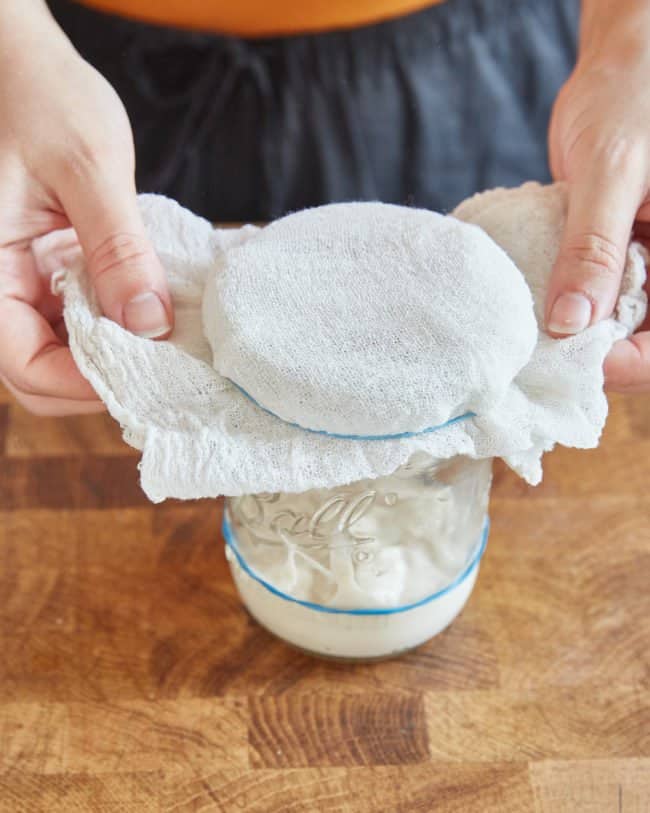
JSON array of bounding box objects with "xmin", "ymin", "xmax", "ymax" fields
[
  {"xmin": 547, "ymin": 293, "xmax": 593, "ymax": 335},
  {"xmin": 123, "ymin": 292, "xmax": 171, "ymax": 339}
]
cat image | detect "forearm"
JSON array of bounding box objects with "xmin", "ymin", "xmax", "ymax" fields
[{"xmin": 580, "ymin": 0, "xmax": 650, "ymax": 63}]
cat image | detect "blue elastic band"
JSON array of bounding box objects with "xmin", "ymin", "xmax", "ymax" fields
[
  {"xmin": 228, "ymin": 380, "xmax": 475, "ymax": 440},
  {"xmin": 222, "ymin": 511, "xmax": 489, "ymax": 616}
]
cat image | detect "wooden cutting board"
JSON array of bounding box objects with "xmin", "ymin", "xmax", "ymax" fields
[{"xmin": 0, "ymin": 382, "xmax": 648, "ymax": 812}]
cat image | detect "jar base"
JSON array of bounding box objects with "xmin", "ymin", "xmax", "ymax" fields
[
  {"xmin": 283, "ymin": 640, "xmax": 421, "ymax": 663},
  {"xmin": 244, "ymin": 607, "xmax": 421, "ymax": 663}
]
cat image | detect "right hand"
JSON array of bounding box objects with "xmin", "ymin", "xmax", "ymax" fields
[
  {"xmin": 544, "ymin": 2, "xmax": 650, "ymax": 391},
  {"xmin": 0, "ymin": 6, "xmax": 173, "ymax": 416}
]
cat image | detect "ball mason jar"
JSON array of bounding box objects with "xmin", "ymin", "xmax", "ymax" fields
[{"xmin": 224, "ymin": 453, "xmax": 492, "ymax": 660}]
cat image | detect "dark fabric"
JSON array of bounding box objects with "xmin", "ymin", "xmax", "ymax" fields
[{"xmin": 48, "ymin": 0, "xmax": 579, "ymax": 222}]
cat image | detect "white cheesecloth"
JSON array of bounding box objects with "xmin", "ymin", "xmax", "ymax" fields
[{"xmin": 44, "ymin": 182, "xmax": 646, "ymax": 502}]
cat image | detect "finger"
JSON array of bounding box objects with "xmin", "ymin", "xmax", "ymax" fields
[
  {"xmin": 546, "ymin": 152, "xmax": 646, "ymax": 337},
  {"xmin": 604, "ymin": 334, "xmax": 650, "ymax": 393},
  {"xmin": 2, "ymin": 377, "xmax": 105, "ymax": 416},
  {"xmin": 55, "ymin": 162, "xmax": 173, "ymax": 339},
  {"xmin": 31, "ymin": 228, "xmax": 84, "ymax": 321},
  {"xmin": 548, "ymin": 93, "xmax": 567, "ymax": 182},
  {"xmin": 0, "ymin": 296, "xmax": 99, "ymax": 401}
]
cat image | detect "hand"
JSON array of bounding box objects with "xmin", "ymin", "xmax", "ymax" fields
[
  {"xmin": 546, "ymin": 4, "xmax": 650, "ymax": 392},
  {"xmin": 0, "ymin": 3, "xmax": 173, "ymax": 416}
]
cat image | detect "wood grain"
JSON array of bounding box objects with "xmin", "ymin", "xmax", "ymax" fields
[
  {"xmin": 0, "ymin": 698, "xmax": 247, "ymax": 775},
  {"xmin": 5, "ymin": 405, "xmax": 132, "ymax": 458},
  {"xmin": 163, "ymin": 765, "xmax": 535, "ymax": 813},
  {"xmin": 0, "ymin": 382, "xmax": 649, "ymax": 812},
  {"xmin": 0, "ymin": 773, "xmax": 162, "ymax": 813},
  {"xmin": 426, "ymin": 689, "xmax": 650, "ymax": 761},
  {"xmin": 529, "ymin": 759, "xmax": 650, "ymax": 813},
  {"xmin": 249, "ymin": 693, "xmax": 429, "ymax": 767}
]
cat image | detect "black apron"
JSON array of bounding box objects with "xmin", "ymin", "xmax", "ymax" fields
[{"xmin": 48, "ymin": 0, "xmax": 579, "ymax": 222}]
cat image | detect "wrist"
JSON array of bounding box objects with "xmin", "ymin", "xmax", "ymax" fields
[{"xmin": 579, "ymin": 1, "xmax": 650, "ymax": 68}]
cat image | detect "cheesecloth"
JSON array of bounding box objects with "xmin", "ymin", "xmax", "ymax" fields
[{"xmin": 44, "ymin": 182, "xmax": 646, "ymax": 502}]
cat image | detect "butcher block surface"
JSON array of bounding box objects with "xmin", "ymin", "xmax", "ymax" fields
[{"xmin": 0, "ymin": 382, "xmax": 649, "ymax": 812}]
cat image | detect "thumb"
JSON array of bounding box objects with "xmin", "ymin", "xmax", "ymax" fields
[
  {"xmin": 545, "ymin": 158, "xmax": 644, "ymax": 337},
  {"xmin": 58, "ymin": 168, "xmax": 173, "ymax": 339}
]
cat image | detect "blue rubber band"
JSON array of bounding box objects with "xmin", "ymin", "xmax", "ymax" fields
[
  {"xmin": 222, "ymin": 511, "xmax": 489, "ymax": 616},
  {"xmin": 228, "ymin": 379, "xmax": 475, "ymax": 441}
]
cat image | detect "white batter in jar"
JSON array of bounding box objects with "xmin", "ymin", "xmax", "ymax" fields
[{"xmin": 224, "ymin": 454, "xmax": 492, "ymax": 660}]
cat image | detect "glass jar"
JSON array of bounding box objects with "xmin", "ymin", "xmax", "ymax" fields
[{"xmin": 224, "ymin": 453, "xmax": 492, "ymax": 660}]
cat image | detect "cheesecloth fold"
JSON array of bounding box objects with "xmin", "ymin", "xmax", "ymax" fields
[{"xmin": 45, "ymin": 182, "xmax": 646, "ymax": 502}]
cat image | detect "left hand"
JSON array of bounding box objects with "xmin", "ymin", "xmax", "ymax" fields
[{"xmin": 546, "ymin": 8, "xmax": 650, "ymax": 392}]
